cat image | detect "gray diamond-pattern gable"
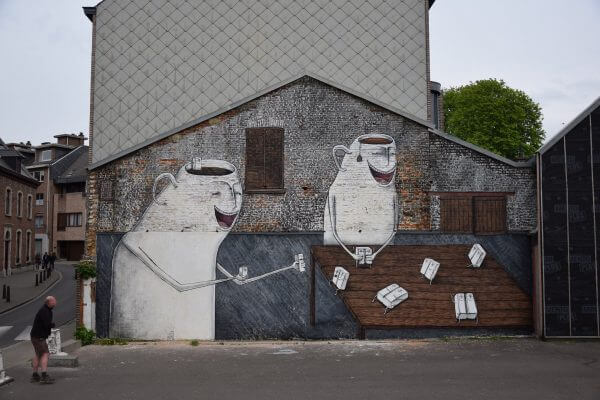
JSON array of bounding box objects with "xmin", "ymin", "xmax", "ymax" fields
[{"xmin": 92, "ymin": 0, "xmax": 429, "ymax": 163}]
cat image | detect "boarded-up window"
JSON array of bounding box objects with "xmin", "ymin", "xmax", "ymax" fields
[
  {"xmin": 245, "ymin": 127, "xmax": 284, "ymax": 192},
  {"xmin": 57, "ymin": 213, "xmax": 67, "ymax": 231},
  {"xmin": 473, "ymin": 197, "xmax": 506, "ymax": 234},
  {"xmin": 440, "ymin": 197, "xmax": 473, "ymax": 232},
  {"xmin": 439, "ymin": 194, "xmax": 507, "ymax": 234}
]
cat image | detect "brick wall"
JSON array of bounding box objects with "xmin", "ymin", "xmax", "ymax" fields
[
  {"xmin": 428, "ymin": 134, "xmax": 536, "ymax": 231},
  {"xmin": 0, "ymin": 172, "xmax": 37, "ymax": 269},
  {"xmin": 86, "ymin": 77, "xmax": 536, "ymax": 256}
]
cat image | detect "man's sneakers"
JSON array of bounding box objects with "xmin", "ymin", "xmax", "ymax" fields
[
  {"xmin": 40, "ymin": 373, "xmax": 55, "ymax": 384},
  {"xmin": 31, "ymin": 372, "xmax": 55, "ymax": 384}
]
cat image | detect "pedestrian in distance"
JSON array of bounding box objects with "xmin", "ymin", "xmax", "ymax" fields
[
  {"xmin": 42, "ymin": 252, "xmax": 48, "ymax": 270},
  {"xmin": 50, "ymin": 252, "xmax": 56, "ymax": 270},
  {"xmin": 30, "ymin": 296, "xmax": 57, "ymax": 384}
]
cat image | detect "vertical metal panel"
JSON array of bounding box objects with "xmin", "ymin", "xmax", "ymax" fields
[
  {"xmin": 566, "ymin": 118, "xmax": 597, "ymax": 336},
  {"xmin": 591, "ymin": 106, "xmax": 600, "ymax": 336},
  {"xmin": 541, "ymin": 138, "xmax": 570, "ymax": 336}
]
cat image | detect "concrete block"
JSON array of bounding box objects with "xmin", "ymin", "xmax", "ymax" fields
[{"xmin": 48, "ymin": 354, "xmax": 78, "ymax": 368}]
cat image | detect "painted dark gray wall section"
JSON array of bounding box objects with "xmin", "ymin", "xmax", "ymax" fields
[
  {"xmin": 95, "ymin": 232, "xmax": 124, "ymax": 338},
  {"xmin": 216, "ymin": 233, "xmax": 358, "ymax": 340},
  {"xmin": 95, "ymin": 232, "xmax": 531, "ymax": 339}
]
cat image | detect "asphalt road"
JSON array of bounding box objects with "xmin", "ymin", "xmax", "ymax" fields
[
  {"xmin": 3, "ymin": 338, "xmax": 600, "ymax": 400},
  {"xmin": 0, "ymin": 262, "xmax": 77, "ymax": 347}
]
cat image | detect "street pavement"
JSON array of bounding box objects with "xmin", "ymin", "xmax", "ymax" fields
[
  {"xmin": 2, "ymin": 338, "xmax": 599, "ymax": 400},
  {"xmin": 0, "ymin": 266, "xmax": 59, "ymax": 313},
  {"xmin": 0, "ymin": 262, "xmax": 77, "ymax": 347}
]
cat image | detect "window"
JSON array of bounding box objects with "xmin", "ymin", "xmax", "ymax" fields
[
  {"xmin": 244, "ymin": 127, "xmax": 284, "ymax": 192},
  {"xmin": 35, "ymin": 215, "xmax": 44, "ymax": 228},
  {"xmin": 439, "ymin": 193, "xmax": 507, "ymax": 234},
  {"xmin": 57, "ymin": 212, "xmax": 82, "ymax": 230},
  {"xmin": 5, "ymin": 188, "xmax": 11, "ymax": 215},
  {"xmin": 40, "ymin": 150, "xmax": 52, "ymax": 162},
  {"xmin": 27, "ymin": 195, "xmax": 32, "ymax": 219},
  {"xmin": 36, "ymin": 193, "xmax": 44, "ymax": 206},
  {"xmin": 15, "ymin": 230, "xmax": 21, "ymax": 265},
  {"xmin": 26, "ymin": 231, "xmax": 32, "ymax": 262},
  {"xmin": 33, "ymin": 171, "xmax": 45, "ymax": 182},
  {"xmin": 17, "ymin": 192, "xmax": 22, "ymax": 217}
]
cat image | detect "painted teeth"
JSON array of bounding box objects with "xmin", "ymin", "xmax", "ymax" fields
[
  {"xmin": 214, "ymin": 206, "xmax": 238, "ymax": 216},
  {"xmin": 367, "ymin": 161, "xmax": 395, "ymax": 175}
]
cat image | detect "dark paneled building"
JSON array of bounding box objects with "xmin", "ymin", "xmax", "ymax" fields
[{"xmin": 537, "ymin": 97, "xmax": 600, "ymax": 338}]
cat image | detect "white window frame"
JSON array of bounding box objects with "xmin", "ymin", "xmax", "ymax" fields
[
  {"xmin": 5, "ymin": 187, "xmax": 12, "ymax": 216},
  {"xmin": 40, "ymin": 150, "xmax": 52, "ymax": 162},
  {"xmin": 3, "ymin": 228, "xmax": 11, "ymax": 270},
  {"xmin": 15, "ymin": 230, "xmax": 22, "ymax": 265},
  {"xmin": 17, "ymin": 191, "xmax": 23, "ymax": 217},
  {"xmin": 27, "ymin": 194, "xmax": 33, "ymax": 219},
  {"xmin": 26, "ymin": 230, "xmax": 32, "ymax": 263},
  {"xmin": 35, "ymin": 215, "xmax": 44, "ymax": 228},
  {"xmin": 36, "ymin": 193, "xmax": 44, "ymax": 206},
  {"xmin": 33, "ymin": 170, "xmax": 45, "ymax": 182}
]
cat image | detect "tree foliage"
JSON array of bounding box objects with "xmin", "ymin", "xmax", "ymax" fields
[{"xmin": 443, "ymin": 79, "xmax": 545, "ymax": 160}]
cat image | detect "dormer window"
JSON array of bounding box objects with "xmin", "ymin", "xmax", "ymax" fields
[{"xmin": 40, "ymin": 150, "xmax": 52, "ymax": 162}]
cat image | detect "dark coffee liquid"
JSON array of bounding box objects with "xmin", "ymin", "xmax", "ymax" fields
[
  {"xmin": 359, "ymin": 137, "xmax": 392, "ymax": 145},
  {"xmin": 186, "ymin": 167, "xmax": 233, "ymax": 176}
]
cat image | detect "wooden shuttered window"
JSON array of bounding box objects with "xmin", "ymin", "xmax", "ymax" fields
[
  {"xmin": 473, "ymin": 197, "xmax": 507, "ymax": 234},
  {"xmin": 439, "ymin": 193, "xmax": 507, "ymax": 234},
  {"xmin": 440, "ymin": 197, "xmax": 472, "ymax": 233},
  {"xmin": 245, "ymin": 127, "xmax": 284, "ymax": 193}
]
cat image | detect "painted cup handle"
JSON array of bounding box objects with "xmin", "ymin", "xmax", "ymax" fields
[
  {"xmin": 332, "ymin": 145, "xmax": 352, "ymax": 171},
  {"xmin": 152, "ymin": 173, "xmax": 178, "ymax": 205}
]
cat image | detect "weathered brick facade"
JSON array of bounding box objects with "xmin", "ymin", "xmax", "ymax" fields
[
  {"xmin": 1, "ymin": 171, "xmax": 38, "ymax": 270},
  {"xmin": 86, "ymin": 77, "xmax": 536, "ymax": 256}
]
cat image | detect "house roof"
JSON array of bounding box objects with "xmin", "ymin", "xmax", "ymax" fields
[
  {"xmin": 538, "ymin": 96, "xmax": 600, "ymax": 155},
  {"xmin": 0, "ymin": 139, "xmax": 39, "ymax": 186},
  {"xmin": 51, "ymin": 146, "xmax": 89, "ymax": 184}
]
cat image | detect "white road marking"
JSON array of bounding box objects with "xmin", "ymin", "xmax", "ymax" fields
[
  {"xmin": 271, "ymin": 349, "xmax": 298, "ymax": 355},
  {"xmin": 14, "ymin": 325, "xmax": 31, "ymax": 341},
  {"xmin": 0, "ymin": 326, "xmax": 13, "ymax": 339}
]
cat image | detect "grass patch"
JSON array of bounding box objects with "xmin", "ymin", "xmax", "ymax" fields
[
  {"xmin": 94, "ymin": 338, "xmax": 129, "ymax": 346},
  {"xmin": 190, "ymin": 339, "xmax": 199, "ymax": 346}
]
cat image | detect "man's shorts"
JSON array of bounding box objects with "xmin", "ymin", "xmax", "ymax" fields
[{"xmin": 31, "ymin": 337, "xmax": 49, "ymax": 357}]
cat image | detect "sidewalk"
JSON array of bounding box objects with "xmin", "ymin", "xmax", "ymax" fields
[
  {"xmin": 0, "ymin": 266, "xmax": 61, "ymax": 314},
  {"xmin": 1, "ymin": 320, "xmax": 77, "ymax": 370}
]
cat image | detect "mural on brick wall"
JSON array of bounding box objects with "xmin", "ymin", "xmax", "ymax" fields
[
  {"xmin": 110, "ymin": 158, "xmax": 304, "ymax": 340},
  {"xmin": 324, "ymin": 134, "xmax": 398, "ymax": 266}
]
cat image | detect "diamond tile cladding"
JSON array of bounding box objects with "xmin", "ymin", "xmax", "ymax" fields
[{"xmin": 92, "ymin": 0, "xmax": 428, "ymax": 163}]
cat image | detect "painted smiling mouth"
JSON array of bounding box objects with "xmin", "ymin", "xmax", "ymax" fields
[
  {"xmin": 214, "ymin": 206, "xmax": 238, "ymax": 229},
  {"xmin": 368, "ymin": 161, "xmax": 395, "ymax": 185}
]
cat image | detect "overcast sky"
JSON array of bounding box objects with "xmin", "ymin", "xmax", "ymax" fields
[{"xmin": 0, "ymin": 0, "xmax": 598, "ymax": 147}]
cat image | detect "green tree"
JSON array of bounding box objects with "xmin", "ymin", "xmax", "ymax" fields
[{"xmin": 443, "ymin": 79, "xmax": 545, "ymax": 160}]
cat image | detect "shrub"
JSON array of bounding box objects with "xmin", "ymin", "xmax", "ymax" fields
[
  {"xmin": 75, "ymin": 260, "xmax": 96, "ymax": 280},
  {"xmin": 190, "ymin": 339, "xmax": 199, "ymax": 346},
  {"xmin": 75, "ymin": 326, "xmax": 96, "ymax": 346}
]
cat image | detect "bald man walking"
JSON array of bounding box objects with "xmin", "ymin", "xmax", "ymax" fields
[{"xmin": 30, "ymin": 296, "xmax": 57, "ymax": 384}]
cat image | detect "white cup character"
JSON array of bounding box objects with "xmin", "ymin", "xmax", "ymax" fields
[
  {"xmin": 110, "ymin": 158, "xmax": 242, "ymax": 340},
  {"xmin": 324, "ymin": 134, "xmax": 398, "ymax": 248}
]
